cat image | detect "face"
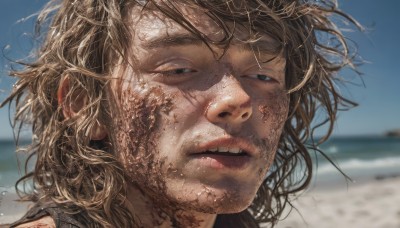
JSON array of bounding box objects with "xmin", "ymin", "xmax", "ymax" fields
[{"xmin": 108, "ymin": 3, "xmax": 289, "ymax": 215}]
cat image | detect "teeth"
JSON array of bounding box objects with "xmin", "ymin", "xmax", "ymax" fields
[
  {"xmin": 207, "ymin": 147, "xmax": 243, "ymax": 154},
  {"xmin": 229, "ymin": 147, "xmax": 241, "ymax": 154}
]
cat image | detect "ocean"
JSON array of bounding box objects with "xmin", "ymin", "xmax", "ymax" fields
[
  {"xmin": 1, "ymin": 136, "xmax": 400, "ymax": 189},
  {"xmin": 309, "ymin": 136, "xmax": 400, "ymax": 188},
  {"xmin": 0, "ymin": 139, "xmax": 31, "ymax": 188}
]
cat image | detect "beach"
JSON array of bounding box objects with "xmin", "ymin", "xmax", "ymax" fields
[
  {"xmin": 0, "ymin": 188, "xmax": 32, "ymax": 227},
  {"xmin": 275, "ymin": 175, "xmax": 400, "ymax": 228}
]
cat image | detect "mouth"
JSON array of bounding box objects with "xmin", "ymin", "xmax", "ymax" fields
[
  {"xmin": 194, "ymin": 147, "xmax": 250, "ymax": 157},
  {"xmin": 191, "ymin": 137, "xmax": 257, "ymax": 156},
  {"xmin": 189, "ymin": 138, "xmax": 257, "ymax": 169}
]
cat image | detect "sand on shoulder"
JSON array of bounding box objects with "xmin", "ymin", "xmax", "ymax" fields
[{"xmin": 276, "ymin": 177, "xmax": 400, "ymax": 228}]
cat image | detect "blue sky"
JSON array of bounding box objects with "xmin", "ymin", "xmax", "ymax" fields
[{"xmin": 0, "ymin": 0, "xmax": 399, "ymax": 139}]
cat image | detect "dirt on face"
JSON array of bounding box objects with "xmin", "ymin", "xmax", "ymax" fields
[
  {"xmin": 108, "ymin": 79, "xmax": 290, "ymax": 227},
  {"xmin": 112, "ymin": 85, "xmax": 209, "ymax": 227},
  {"xmin": 256, "ymin": 89, "xmax": 289, "ymax": 177}
]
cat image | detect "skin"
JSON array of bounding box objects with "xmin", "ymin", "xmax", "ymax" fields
[
  {"xmin": 106, "ymin": 4, "xmax": 290, "ymax": 228},
  {"xmin": 15, "ymin": 216, "xmax": 55, "ymax": 228}
]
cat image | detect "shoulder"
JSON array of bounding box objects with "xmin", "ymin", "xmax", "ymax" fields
[
  {"xmin": 14, "ymin": 216, "xmax": 56, "ymax": 228},
  {"xmin": 11, "ymin": 201, "xmax": 86, "ymax": 228}
]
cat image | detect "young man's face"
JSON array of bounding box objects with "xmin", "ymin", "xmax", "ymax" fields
[{"xmin": 109, "ymin": 4, "xmax": 289, "ymax": 214}]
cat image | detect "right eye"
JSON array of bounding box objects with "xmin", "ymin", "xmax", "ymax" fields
[
  {"xmin": 149, "ymin": 62, "xmax": 199, "ymax": 84},
  {"xmin": 151, "ymin": 59, "xmax": 198, "ymax": 77},
  {"xmin": 163, "ymin": 68, "xmax": 197, "ymax": 75}
]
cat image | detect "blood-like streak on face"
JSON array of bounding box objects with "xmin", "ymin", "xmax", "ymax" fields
[{"xmin": 107, "ymin": 3, "xmax": 289, "ymax": 226}]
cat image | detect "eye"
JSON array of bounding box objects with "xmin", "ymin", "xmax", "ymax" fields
[
  {"xmin": 152, "ymin": 61, "xmax": 197, "ymax": 76},
  {"xmin": 247, "ymin": 74, "xmax": 274, "ymax": 82},
  {"xmin": 165, "ymin": 68, "xmax": 196, "ymax": 75}
]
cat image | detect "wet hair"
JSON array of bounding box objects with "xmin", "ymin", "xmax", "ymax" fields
[{"xmin": 1, "ymin": 0, "xmax": 361, "ymax": 227}]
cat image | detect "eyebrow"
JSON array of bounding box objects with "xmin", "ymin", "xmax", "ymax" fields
[
  {"xmin": 142, "ymin": 34, "xmax": 204, "ymax": 49},
  {"xmin": 142, "ymin": 33, "xmax": 282, "ymax": 54}
]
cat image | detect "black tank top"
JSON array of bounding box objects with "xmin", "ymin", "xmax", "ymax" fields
[
  {"xmin": 10, "ymin": 201, "xmax": 85, "ymax": 228},
  {"xmin": 10, "ymin": 201, "xmax": 259, "ymax": 227}
]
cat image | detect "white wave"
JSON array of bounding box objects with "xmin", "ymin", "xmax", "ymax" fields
[
  {"xmin": 325, "ymin": 145, "xmax": 339, "ymax": 154},
  {"xmin": 315, "ymin": 156, "xmax": 400, "ymax": 175}
]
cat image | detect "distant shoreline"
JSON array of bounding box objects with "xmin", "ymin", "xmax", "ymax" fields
[
  {"xmin": 0, "ymin": 138, "xmax": 31, "ymax": 144},
  {"xmin": 385, "ymin": 129, "xmax": 400, "ymax": 137}
]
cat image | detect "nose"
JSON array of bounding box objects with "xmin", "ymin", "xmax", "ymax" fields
[{"xmin": 206, "ymin": 82, "xmax": 253, "ymax": 125}]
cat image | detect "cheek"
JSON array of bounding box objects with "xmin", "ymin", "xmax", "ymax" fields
[
  {"xmin": 256, "ymin": 90, "xmax": 289, "ymax": 158},
  {"xmin": 113, "ymin": 86, "xmax": 174, "ymax": 187},
  {"xmin": 258, "ymin": 91, "xmax": 289, "ymax": 127}
]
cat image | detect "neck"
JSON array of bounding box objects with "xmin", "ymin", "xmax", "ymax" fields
[{"xmin": 125, "ymin": 184, "xmax": 217, "ymax": 228}]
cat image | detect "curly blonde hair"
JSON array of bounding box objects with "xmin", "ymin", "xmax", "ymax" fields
[{"xmin": 1, "ymin": 0, "xmax": 361, "ymax": 227}]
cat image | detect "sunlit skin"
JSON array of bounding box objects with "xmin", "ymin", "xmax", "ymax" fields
[{"xmin": 107, "ymin": 4, "xmax": 289, "ymax": 228}]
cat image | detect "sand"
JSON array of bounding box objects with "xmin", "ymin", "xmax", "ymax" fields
[
  {"xmin": 0, "ymin": 188, "xmax": 32, "ymax": 227},
  {"xmin": 1, "ymin": 177, "xmax": 400, "ymax": 227},
  {"xmin": 276, "ymin": 176, "xmax": 400, "ymax": 228}
]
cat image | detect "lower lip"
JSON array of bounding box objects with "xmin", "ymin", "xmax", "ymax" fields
[{"xmin": 190, "ymin": 154, "xmax": 251, "ymax": 170}]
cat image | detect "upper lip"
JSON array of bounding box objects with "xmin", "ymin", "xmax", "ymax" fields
[{"xmin": 190, "ymin": 137, "xmax": 258, "ymax": 157}]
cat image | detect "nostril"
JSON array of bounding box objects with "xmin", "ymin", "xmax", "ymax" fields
[
  {"xmin": 218, "ymin": 112, "xmax": 230, "ymax": 118},
  {"xmin": 241, "ymin": 112, "xmax": 249, "ymax": 119}
]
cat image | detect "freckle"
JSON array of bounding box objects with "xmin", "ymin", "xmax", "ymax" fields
[{"xmin": 258, "ymin": 168, "xmax": 263, "ymax": 177}]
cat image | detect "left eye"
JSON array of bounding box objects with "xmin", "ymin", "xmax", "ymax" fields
[
  {"xmin": 167, "ymin": 68, "xmax": 196, "ymax": 75},
  {"xmin": 247, "ymin": 74, "xmax": 273, "ymax": 82}
]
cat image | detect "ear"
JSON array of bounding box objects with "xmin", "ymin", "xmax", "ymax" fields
[
  {"xmin": 57, "ymin": 76, "xmax": 89, "ymax": 120},
  {"xmin": 57, "ymin": 76, "xmax": 107, "ymax": 140}
]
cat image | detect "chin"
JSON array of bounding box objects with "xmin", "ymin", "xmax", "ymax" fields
[
  {"xmin": 165, "ymin": 179, "xmax": 259, "ymax": 214},
  {"xmin": 207, "ymin": 187, "xmax": 256, "ymax": 214}
]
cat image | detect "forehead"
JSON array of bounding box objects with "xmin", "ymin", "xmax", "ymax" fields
[
  {"xmin": 127, "ymin": 3, "xmax": 280, "ymax": 50},
  {"xmin": 129, "ymin": 4, "xmax": 222, "ymax": 43}
]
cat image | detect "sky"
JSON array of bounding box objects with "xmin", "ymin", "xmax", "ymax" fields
[{"xmin": 0, "ymin": 0, "xmax": 399, "ymax": 139}]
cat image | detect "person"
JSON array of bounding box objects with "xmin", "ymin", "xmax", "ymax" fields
[{"xmin": 1, "ymin": 0, "xmax": 361, "ymax": 227}]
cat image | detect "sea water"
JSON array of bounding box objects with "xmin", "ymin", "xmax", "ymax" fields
[
  {"xmin": 0, "ymin": 139, "xmax": 31, "ymax": 189},
  {"xmin": 310, "ymin": 136, "xmax": 400, "ymax": 188},
  {"xmin": 1, "ymin": 136, "xmax": 400, "ymax": 188}
]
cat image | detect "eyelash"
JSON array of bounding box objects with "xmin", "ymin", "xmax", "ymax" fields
[
  {"xmin": 157, "ymin": 66, "xmax": 275, "ymax": 84},
  {"xmin": 164, "ymin": 68, "xmax": 196, "ymax": 75},
  {"xmin": 246, "ymin": 74, "xmax": 273, "ymax": 82}
]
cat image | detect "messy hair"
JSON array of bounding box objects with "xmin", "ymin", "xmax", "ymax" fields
[{"xmin": 1, "ymin": 0, "xmax": 361, "ymax": 227}]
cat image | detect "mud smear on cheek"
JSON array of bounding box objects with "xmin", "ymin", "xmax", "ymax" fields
[
  {"xmin": 257, "ymin": 91, "xmax": 289, "ymax": 174},
  {"xmin": 116, "ymin": 87, "xmax": 205, "ymax": 227},
  {"xmin": 116, "ymin": 87, "xmax": 169, "ymax": 226}
]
